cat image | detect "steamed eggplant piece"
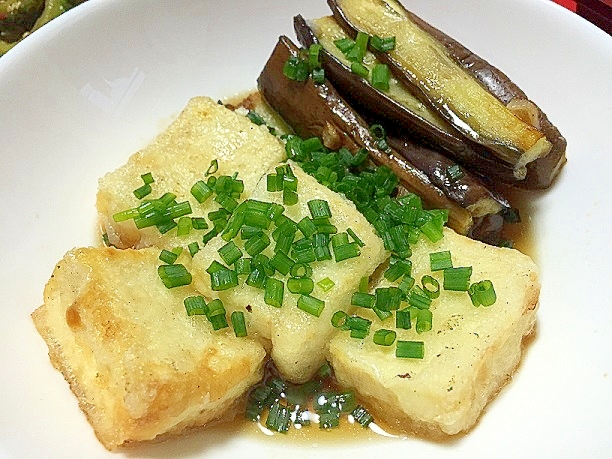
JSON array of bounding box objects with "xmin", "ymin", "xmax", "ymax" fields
[
  {"xmin": 328, "ymin": 0, "xmax": 566, "ymax": 187},
  {"xmin": 294, "ymin": 14, "xmax": 520, "ymax": 187},
  {"xmin": 258, "ymin": 36, "xmax": 513, "ymax": 241}
]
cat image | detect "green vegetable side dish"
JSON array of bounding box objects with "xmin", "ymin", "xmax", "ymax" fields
[{"xmin": 0, "ymin": 0, "xmax": 86, "ymax": 56}]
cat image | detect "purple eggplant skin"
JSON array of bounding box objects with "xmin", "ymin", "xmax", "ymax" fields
[
  {"xmin": 293, "ymin": 14, "xmax": 519, "ymax": 187},
  {"xmin": 257, "ymin": 35, "xmax": 515, "ymax": 240},
  {"xmin": 387, "ymin": 136, "xmax": 520, "ymax": 245},
  {"xmin": 326, "ymin": 0, "xmax": 567, "ymax": 190}
]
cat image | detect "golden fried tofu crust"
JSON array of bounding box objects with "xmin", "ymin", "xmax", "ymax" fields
[
  {"xmin": 32, "ymin": 246, "xmax": 266, "ymax": 450},
  {"xmin": 328, "ymin": 227, "xmax": 539, "ymax": 437}
]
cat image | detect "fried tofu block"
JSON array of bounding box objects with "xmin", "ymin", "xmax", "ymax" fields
[
  {"xmin": 328, "ymin": 227, "xmax": 539, "ymax": 437},
  {"xmin": 32, "ymin": 247, "xmax": 266, "ymax": 450},
  {"xmin": 191, "ymin": 161, "xmax": 389, "ymax": 383},
  {"xmin": 97, "ymin": 96, "xmax": 286, "ymax": 249}
]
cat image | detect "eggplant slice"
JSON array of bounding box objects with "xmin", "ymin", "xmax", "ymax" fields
[
  {"xmin": 327, "ymin": 0, "xmax": 566, "ymax": 189},
  {"xmin": 294, "ymin": 14, "xmax": 521, "ymax": 187},
  {"xmin": 257, "ymin": 35, "xmax": 516, "ymax": 242}
]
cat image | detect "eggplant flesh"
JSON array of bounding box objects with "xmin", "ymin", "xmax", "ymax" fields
[
  {"xmin": 257, "ymin": 35, "xmax": 513, "ymax": 242},
  {"xmin": 293, "ymin": 14, "xmax": 520, "ymax": 187},
  {"xmin": 328, "ymin": 0, "xmax": 566, "ymax": 188}
]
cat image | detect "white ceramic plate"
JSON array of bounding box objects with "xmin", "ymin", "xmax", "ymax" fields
[{"xmin": 1, "ymin": 0, "xmax": 610, "ymax": 457}]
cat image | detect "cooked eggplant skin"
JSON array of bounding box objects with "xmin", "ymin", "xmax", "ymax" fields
[
  {"xmin": 327, "ymin": 0, "xmax": 566, "ymax": 189},
  {"xmin": 386, "ymin": 136, "xmax": 519, "ymax": 245},
  {"xmin": 258, "ymin": 35, "xmax": 516, "ymax": 242},
  {"xmin": 293, "ymin": 14, "xmax": 520, "ymax": 187}
]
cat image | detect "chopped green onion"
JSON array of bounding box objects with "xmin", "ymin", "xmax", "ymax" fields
[
  {"xmin": 346, "ymin": 228, "xmax": 365, "ymax": 247},
  {"xmin": 246, "ymin": 110, "xmax": 266, "ymax": 126},
  {"xmin": 287, "ymin": 277, "xmax": 314, "ymax": 295},
  {"xmin": 415, "ymin": 308, "xmax": 433, "ymax": 334},
  {"xmin": 311, "ymin": 67, "xmax": 325, "ymax": 84},
  {"xmin": 184, "ymin": 296, "xmax": 208, "ymax": 316},
  {"xmin": 347, "ymin": 31, "xmax": 369, "ymax": 62},
  {"xmin": 216, "ymin": 240, "xmax": 241, "ymax": 265},
  {"xmin": 206, "ymin": 159, "xmax": 219, "ymax": 176},
  {"xmin": 317, "ymin": 277, "xmax": 335, "ymax": 292},
  {"xmin": 308, "ymin": 199, "xmax": 332, "ymax": 219},
  {"xmin": 207, "ymin": 261, "xmax": 239, "ymax": 291},
  {"xmin": 334, "ymin": 37, "xmax": 355, "ymax": 54},
  {"xmin": 133, "ymin": 183, "xmax": 152, "ymax": 199},
  {"xmin": 370, "ymin": 35, "xmax": 396, "ymax": 52},
  {"xmin": 312, "ymin": 233, "xmax": 332, "ymax": 261},
  {"xmin": 350, "ymin": 61, "xmax": 369, "ymax": 78},
  {"xmin": 176, "ymin": 216, "xmax": 192, "ymax": 236},
  {"xmin": 407, "ymin": 285, "xmax": 432, "ymax": 309},
  {"xmin": 297, "ymin": 294, "xmax": 325, "ymax": 317},
  {"xmin": 396, "ymin": 308, "xmax": 412, "ymax": 330},
  {"xmin": 346, "ymin": 315, "xmax": 371, "ymax": 338},
  {"xmin": 396, "ymin": 340, "xmax": 424, "ymax": 359},
  {"xmin": 244, "ymin": 232, "xmax": 271, "ymax": 256},
  {"xmin": 373, "ymin": 329, "xmax": 397, "ymax": 346},
  {"xmin": 158, "ymin": 249, "xmax": 179, "ymax": 265},
  {"xmin": 231, "ymin": 311, "xmax": 248, "ymax": 337},
  {"xmin": 384, "ymin": 259, "xmax": 411, "ymax": 282},
  {"xmin": 235, "ymin": 257, "xmax": 252, "ymax": 276},
  {"xmin": 270, "ymin": 251, "xmax": 295, "ymax": 276},
  {"xmin": 331, "ymin": 310, "xmax": 349, "ymax": 329},
  {"xmin": 297, "ymin": 217, "xmax": 317, "ymax": 238},
  {"xmin": 188, "ymin": 241, "xmax": 200, "ymax": 257},
  {"xmin": 358, "ymin": 276, "xmax": 369, "ymax": 293},
  {"xmin": 191, "ymin": 217, "xmax": 208, "ymax": 230},
  {"xmin": 443, "ymin": 266, "xmax": 473, "ymax": 291},
  {"xmin": 246, "ymin": 265, "xmax": 267, "ymax": 289},
  {"xmin": 283, "ymin": 55, "xmax": 310, "ymax": 82},
  {"xmin": 421, "ymin": 275, "xmax": 441, "ymax": 299},
  {"xmin": 158, "ymin": 264, "xmax": 192, "ymax": 288},
  {"xmin": 351, "ymin": 405, "xmax": 374, "ymax": 427},
  {"xmin": 351, "ymin": 292, "xmax": 375, "ymax": 309},
  {"xmin": 468, "ymin": 280, "xmax": 497, "ymax": 306},
  {"xmin": 190, "ymin": 180, "xmax": 214, "ymax": 203},
  {"xmin": 371, "ymin": 63, "xmax": 390, "ymax": 91},
  {"xmin": 141, "ymin": 172, "xmax": 154, "ymax": 185},
  {"xmin": 266, "ymin": 401, "xmax": 291, "ymax": 433},
  {"xmin": 430, "ymin": 250, "xmax": 453, "ymax": 271},
  {"xmin": 308, "ymin": 43, "xmax": 322, "ymax": 68},
  {"xmin": 375, "ymin": 286, "xmax": 403, "ymax": 311},
  {"xmin": 333, "ymin": 241, "xmax": 361, "ymax": 262},
  {"xmin": 397, "ymin": 275, "xmax": 416, "ymax": 294},
  {"xmin": 206, "ymin": 298, "xmax": 228, "ymax": 330},
  {"xmin": 283, "ymin": 188, "xmax": 299, "ymax": 206},
  {"xmin": 264, "ymin": 277, "xmax": 285, "ymax": 308},
  {"xmin": 290, "ymin": 262, "xmax": 313, "ymax": 278}
]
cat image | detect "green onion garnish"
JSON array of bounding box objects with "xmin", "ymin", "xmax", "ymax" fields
[
  {"xmin": 190, "ymin": 180, "xmax": 214, "ymax": 203},
  {"xmin": 264, "ymin": 277, "xmax": 285, "ymax": 308},
  {"xmin": 266, "ymin": 401, "xmax": 291, "ymax": 433},
  {"xmin": 244, "ymin": 232, "xmax": 271, "ymax": 256},
  {"xmin": 351, "ymin": 292, "xmax": 375, "ymax": 309},
  {"xmin": 218, "ymin": 241, "xmax": 243, "ymax": 266},
  {"xmin": 246, "ymin": 110, "xmax": 266, "ymax": 126},
  {"xmin": 133, "ymin": 183, "xmax": 152, "ymax": 199},
  {"xmin": 317, "ymin": 277, "xmax": 335, "ymax": 292},
  {"xmin": 415, "ymin": 308, "xmax": 433, "ymax": 334},
  {"xmin": 396, "ymin": 340, "xmax": 424, "ymax": 359},
  {"xmin": 350, "ymin": 61, "xmax": 369, "ymax": 78},
  {"xmin": 158, "ymin": 264, "xmax": 192, "ymax": 288},
  {"xmin": 307, "ymin": 199, "xmax": 332, "ymax": 219},
  {"xmin": 443, "ymin": 266, "xmax": 473, "ymax": 291},
  {"xmin": 290, "ymin": 262, "xmax": 313, "ymax": 278},
  {"xmin": 331, "ymin": 310, "xmax": 349, "ymax": 329},
  {"xmin": 373, "ymin": 329, "xmax": 397, "ymax": 346},
  {"xmin": 430, "ymin": 250, "xmax": 453, "ymax": 271},
  {"xmin": 191, "ymin": 217, "xmax": 208, "ymax": 230},
  {"xmin": 141, "ymin": 172, "xmax": 154, "ymax": 185},
  {"xmin": 351, "ymin": 405, "xmax": 374, "ymax": 427},
  {"xmin": 396, "ymin": 307, "xmax": 412, "ymax": 330},
  {"xmin": 231, "ymin": 311, "xmax": 248, "ymax": 337},
  {"xmin": 184, "ymin": 295, "xmax": 208, "ymax": 316},
  {"xmin": 206, "ymin": 298, "xmax": 228, "ymax": 330},
  {"xmin": 468, "ymin": 280, "xmax": 497, "ymax": 306},
  {"xmin": 188, "ymin": 241, "xmax": 200, "ymax": 257},
  {"xmin": 297, "ymin": 294, "xmax": 325, "ymax": 317},
  {"xmin": 421, "ymin": 275, "xmax": 441, "ymax": 299},
  {"xmin": 287, "ymin": 277, "xmax": 314, "ymax": 295},
  {"xmin": 375, "ymin": 286, "xmax": 403, "ymax": 311},
  {"xmin": 311, "ymin": 67, "xmax": 325, "ymax": 84},
  {"xmin": 371, "ymin": 63, "xmax": 390, "ymax": 91},
  {"xmin": 158, "ymin": 249, "xmax": 179, "ymax": 265},
  {"xmin": 370, "ymin": 35, "xmax": 396, "ymax": 52},
  {"xmin": 206, "ymin": 159, "xmax": 219, "ymax": 176}
]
